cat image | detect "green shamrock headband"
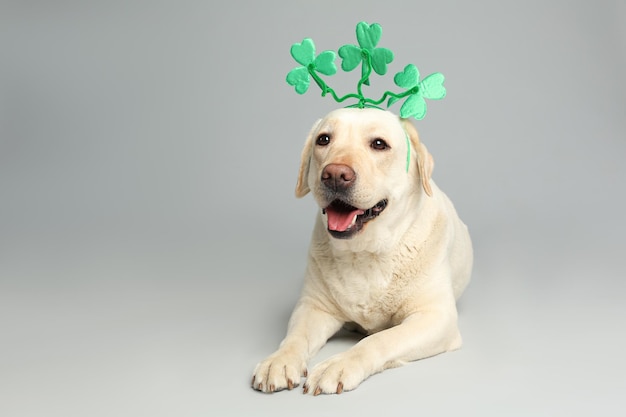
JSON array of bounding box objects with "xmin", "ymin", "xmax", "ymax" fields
[{"xmin": 286, "ymin": 21, "xmax": 447, "ymax": 120}]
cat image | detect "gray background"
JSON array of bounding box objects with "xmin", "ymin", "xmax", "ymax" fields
[{"xmin": 1, "ymin": 1, "xmax": 625, "ymax": 416}]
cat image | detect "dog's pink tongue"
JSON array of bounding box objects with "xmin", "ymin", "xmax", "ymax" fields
[{"xmin": 326, "ymin": 207, "xmax": 364, "ymax": 232}]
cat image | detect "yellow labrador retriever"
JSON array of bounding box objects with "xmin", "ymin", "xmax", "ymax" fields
[{"xmin": 252, "ymin": 108, "xmax": 472, "ymax": 395}]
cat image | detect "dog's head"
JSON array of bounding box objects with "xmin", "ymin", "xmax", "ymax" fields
[{"xmin": 295, "ymin": 108, "xmax": 434, "ymax": 241}]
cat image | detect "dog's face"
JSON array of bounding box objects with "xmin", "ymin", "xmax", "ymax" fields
[{"xmin": 296, "ymin": 108, "xmax": 433, "ymax": 241}]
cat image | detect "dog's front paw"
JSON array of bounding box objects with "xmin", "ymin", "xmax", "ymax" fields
[
  {"xmin": 252, "ymin": 350, "xmax": 307, "ymax": 393},
  {"xmin": 303, "ymin": 353, "xmax": 368, "ymax": 395}
]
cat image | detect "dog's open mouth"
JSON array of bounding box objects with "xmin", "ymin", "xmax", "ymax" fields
[{"xmin": 322, "ymin": 199, "xmax": 388, "ymax": 239}]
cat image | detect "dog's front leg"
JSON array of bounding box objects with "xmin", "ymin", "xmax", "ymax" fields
[
  {"xmin": 304, "ymin": 302, "xmax": 461, "ymax": 395},
  {"xmin": 252, "ymin": 298, "xmax": 343, "ymax": 393}
]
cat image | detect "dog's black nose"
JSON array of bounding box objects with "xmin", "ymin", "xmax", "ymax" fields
[{"xmin": 321, "ymin": 164, "xmax": 356, "ymax": 191}]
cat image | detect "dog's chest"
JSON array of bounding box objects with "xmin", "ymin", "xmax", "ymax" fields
[{"xmin": 327, "ymin": 255, "xmax": 401, "ymax": 332}]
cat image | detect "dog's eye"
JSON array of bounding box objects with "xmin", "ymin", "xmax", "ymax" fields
[
  {"xmin": 371, "ymin": 138, "xmax": 389, "ymax": 151},
  {"xmin": 316, "ymin": 134, "xmax": 331, "ymax": 146}
]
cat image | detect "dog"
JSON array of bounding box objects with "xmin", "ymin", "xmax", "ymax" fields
[{"xmin": 251, "ymin": 108, "xmax": 472, "ymax": 395}]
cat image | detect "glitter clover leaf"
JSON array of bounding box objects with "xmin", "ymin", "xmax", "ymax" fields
[
  {"xmin": 388, "ymin": 64, "xmax": 447, "ymax": 120},
  {"xmin": 286, "ymin": 38, "xmax": 337, "ymax": 94},
  {"xmin": 338, "ymin": 22, "xmax": 394, "ymax": 86}
]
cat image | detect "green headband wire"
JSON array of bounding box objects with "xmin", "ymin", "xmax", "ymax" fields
[
  {"xmin": 405, "ymin": 133, "xmax": 411, "ymax": 173},
  {"xmin": 286, "ymin": 22, "xmax": 447, "ymax": 120}
]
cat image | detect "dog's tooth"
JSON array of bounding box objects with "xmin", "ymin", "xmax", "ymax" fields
[{"xmin": 350, "ymin": 214, "xmax": 358, "ymax": 226}]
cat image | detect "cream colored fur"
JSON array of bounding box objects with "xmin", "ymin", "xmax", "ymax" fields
[{"xmin": 252, "ymin": 108, "xmax": 472, "ymax": 395}]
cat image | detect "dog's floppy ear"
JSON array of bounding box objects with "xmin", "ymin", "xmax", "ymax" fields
[
  {"xmin": 401, "ymin": 118, "xmax": 434, "ymax": 197},
  {"xmin": 295, "ymin": 119, "xmax": 322, "ymax": 198}
]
